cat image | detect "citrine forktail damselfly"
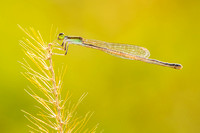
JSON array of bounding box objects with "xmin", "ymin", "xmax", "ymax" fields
[{"xmin": 57, "ymin": 33, "xmax": 182, "ymax": 70}]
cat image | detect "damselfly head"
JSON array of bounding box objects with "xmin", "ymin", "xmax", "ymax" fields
[{"xmin": 58, "ymin": 33, "xmax": 66, "ymax": 40}]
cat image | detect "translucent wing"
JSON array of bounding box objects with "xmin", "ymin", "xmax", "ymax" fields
[{"xmin": 83, "ymin": 39, "xmax": 150, "ymax": 59}]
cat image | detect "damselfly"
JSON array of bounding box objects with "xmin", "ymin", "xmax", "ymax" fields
[{"xmin": 58, "ymin": 33, "xmax": 182, "ymax": 70}]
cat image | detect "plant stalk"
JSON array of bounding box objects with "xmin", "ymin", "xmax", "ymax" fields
[{"xmin": 47, "ymin": 43, "xmax": 63, "ymax": 133}]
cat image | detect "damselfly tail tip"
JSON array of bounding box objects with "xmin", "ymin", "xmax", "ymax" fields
[{"xmin": 174, "ymin": 64, "xmax": 183, "ymax": 70}]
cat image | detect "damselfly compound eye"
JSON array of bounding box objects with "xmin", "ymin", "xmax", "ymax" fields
[{"xmin": 58, "ymin": 33, "xmax": 65, "ymax": 40}]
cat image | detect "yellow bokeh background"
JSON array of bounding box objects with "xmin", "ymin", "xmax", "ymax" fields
[{"xmin": 0, "ymin": 0, "xmax": 200, "ymax": 132}]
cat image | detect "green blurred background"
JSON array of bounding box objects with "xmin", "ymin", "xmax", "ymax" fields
[{"xmin": 0, "ymin": 0, "xmax": 200, "ymax": 132}]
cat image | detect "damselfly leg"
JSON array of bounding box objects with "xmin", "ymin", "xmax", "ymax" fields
[{"xmin": 65, "ymin": 43, "xmax": 69, "ymax": 55}]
